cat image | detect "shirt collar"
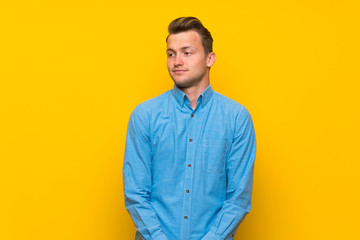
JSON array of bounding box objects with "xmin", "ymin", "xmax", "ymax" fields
[{"xmin": 171, "ymin": 83, "xmax": 214, "ymax": 107}]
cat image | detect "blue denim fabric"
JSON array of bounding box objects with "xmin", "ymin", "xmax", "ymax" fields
[{"xmin": 123, "ymin": 84, "xmax": 256, "ymax": 240}]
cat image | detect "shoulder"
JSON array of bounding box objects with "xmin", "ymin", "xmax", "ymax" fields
[
  {"xmin": 213, "ymin": 91, "xmax": 255, "ymax": 138},
  {"xmin": 213, "ymin": 91, "xmax": 251, "ymax": 118},
  {"xmin": 130, "ymin": 90, "xmax": 172, "ymax": 117}
]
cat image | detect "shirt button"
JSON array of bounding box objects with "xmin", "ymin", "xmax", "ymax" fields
[
  {"xmin": 191, "ymin": 114, "xmax": 194, "ymax": 117},
  {"xmin": 186, "ymin": 190, "xmax": 189, "ymax": 193},
  {"xmin": 184, "ymin": 216, "xmax": 188, "ymax": 219},
  {"xmin": 188, "ymin": 164, "xmax": 191, "ymax": 167},
  {"xmin": 189, "ymin": 139, "xmax": 193, "ymax": 142}
]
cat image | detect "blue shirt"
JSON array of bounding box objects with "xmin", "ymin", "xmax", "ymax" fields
[{"xmin": 123, "ymin": 84, "xmax": 256, "ymax": 240}]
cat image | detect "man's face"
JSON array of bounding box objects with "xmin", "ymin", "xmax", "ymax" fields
[{"xmin": 166, "ymin": 30, "xmax": 214, "ymax": 89}]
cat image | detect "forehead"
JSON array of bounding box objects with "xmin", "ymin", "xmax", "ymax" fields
[{"xmin": 167, "ymin": 30, "xmax": 202, "ymax": 50}]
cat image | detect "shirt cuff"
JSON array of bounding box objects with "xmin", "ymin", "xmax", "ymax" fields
[{"xmin": 201, "ymin": 231, "xmax": 222, "ymax": 240}]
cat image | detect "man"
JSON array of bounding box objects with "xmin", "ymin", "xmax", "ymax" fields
[{"xmin": 123, "ymin": 17, "xmax": 256, "ymax": 240}]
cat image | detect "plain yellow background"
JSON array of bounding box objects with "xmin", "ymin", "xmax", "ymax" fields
[{"xmin": 1, "ymin": 0, "xmax": 359, "ymax": 239}]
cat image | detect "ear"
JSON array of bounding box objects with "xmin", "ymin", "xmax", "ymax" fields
[{"xmin": 206, "ymin": 52, "xmax": 216, "ymax": 67}]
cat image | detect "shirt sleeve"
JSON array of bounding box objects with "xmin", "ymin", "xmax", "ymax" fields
[
  {"xmin": 123, "ymin": 104, "xmax": 169, "ymax": 240},
  {"xmin": 201, "ymin": 106, "xmax": 257, "ymax": 240}
]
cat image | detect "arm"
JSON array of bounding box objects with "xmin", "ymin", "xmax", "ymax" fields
[
  {"xmin": 202, "ymin": 107, "xmax": 256, "ymax": 240},
  {"xmin": 123, "ymin": 105, "xmax": 168, "ymax": 240}
]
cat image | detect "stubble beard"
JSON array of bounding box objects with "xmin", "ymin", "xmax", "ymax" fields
[
  {"xmin": 172, "ymin": 76, "xmax": 202, "ymax": 89},
  {"xmin": 170, "ymin": 70, "xmax": 207, "ymax": 90}
]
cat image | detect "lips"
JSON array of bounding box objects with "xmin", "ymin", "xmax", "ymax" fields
[{"xmin": 173, "ymin": 69, "xmax": 187, "ymax": 73}]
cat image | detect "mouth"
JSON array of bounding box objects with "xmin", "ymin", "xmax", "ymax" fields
[{"xmin": 173, "ymin": 69, "xmax": 188, "ymax": 73}]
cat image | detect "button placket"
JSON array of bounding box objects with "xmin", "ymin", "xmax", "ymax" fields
[{"xmin": 181, "ymin": 110, "xmax": 196, "ymax": 238}]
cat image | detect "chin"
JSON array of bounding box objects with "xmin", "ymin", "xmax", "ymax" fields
[
  {"xmin": 171, "ymin": 73, "xmax": 203, "ymax": 88},
  {"xmin": 175, "ymin": 83, "xmax": 191, "ymax": 89},
  {"xmin": 173, "ymin": 80, "xmax": 199, "ymax": 89}
]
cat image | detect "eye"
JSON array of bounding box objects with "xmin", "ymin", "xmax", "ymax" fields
[
  {"xmin": 167, "ymin": 53, "xmax": 175, "ymax": 57},
  {"xmin": 185, "ymin": 52, "xmax": 191, "ymax": 55}
]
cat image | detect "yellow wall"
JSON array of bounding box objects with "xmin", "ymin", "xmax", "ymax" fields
[{"xmin": 1, "ymin": 0, "xmax": 359, "ymax": 239}]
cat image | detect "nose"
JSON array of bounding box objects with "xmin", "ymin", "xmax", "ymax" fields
[{"xmin": 174, "ymin": 55, "xmax": 184, "ymax": 67}]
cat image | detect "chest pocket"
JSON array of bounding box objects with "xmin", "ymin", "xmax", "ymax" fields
[{"xmin": 201, "ymin": 139, "xmax": 231, "ymax": 173}]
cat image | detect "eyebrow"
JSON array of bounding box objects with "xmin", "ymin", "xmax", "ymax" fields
[{"xmin": 166, "ymin": 46, "xmax": 196, "ymax": 52}]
